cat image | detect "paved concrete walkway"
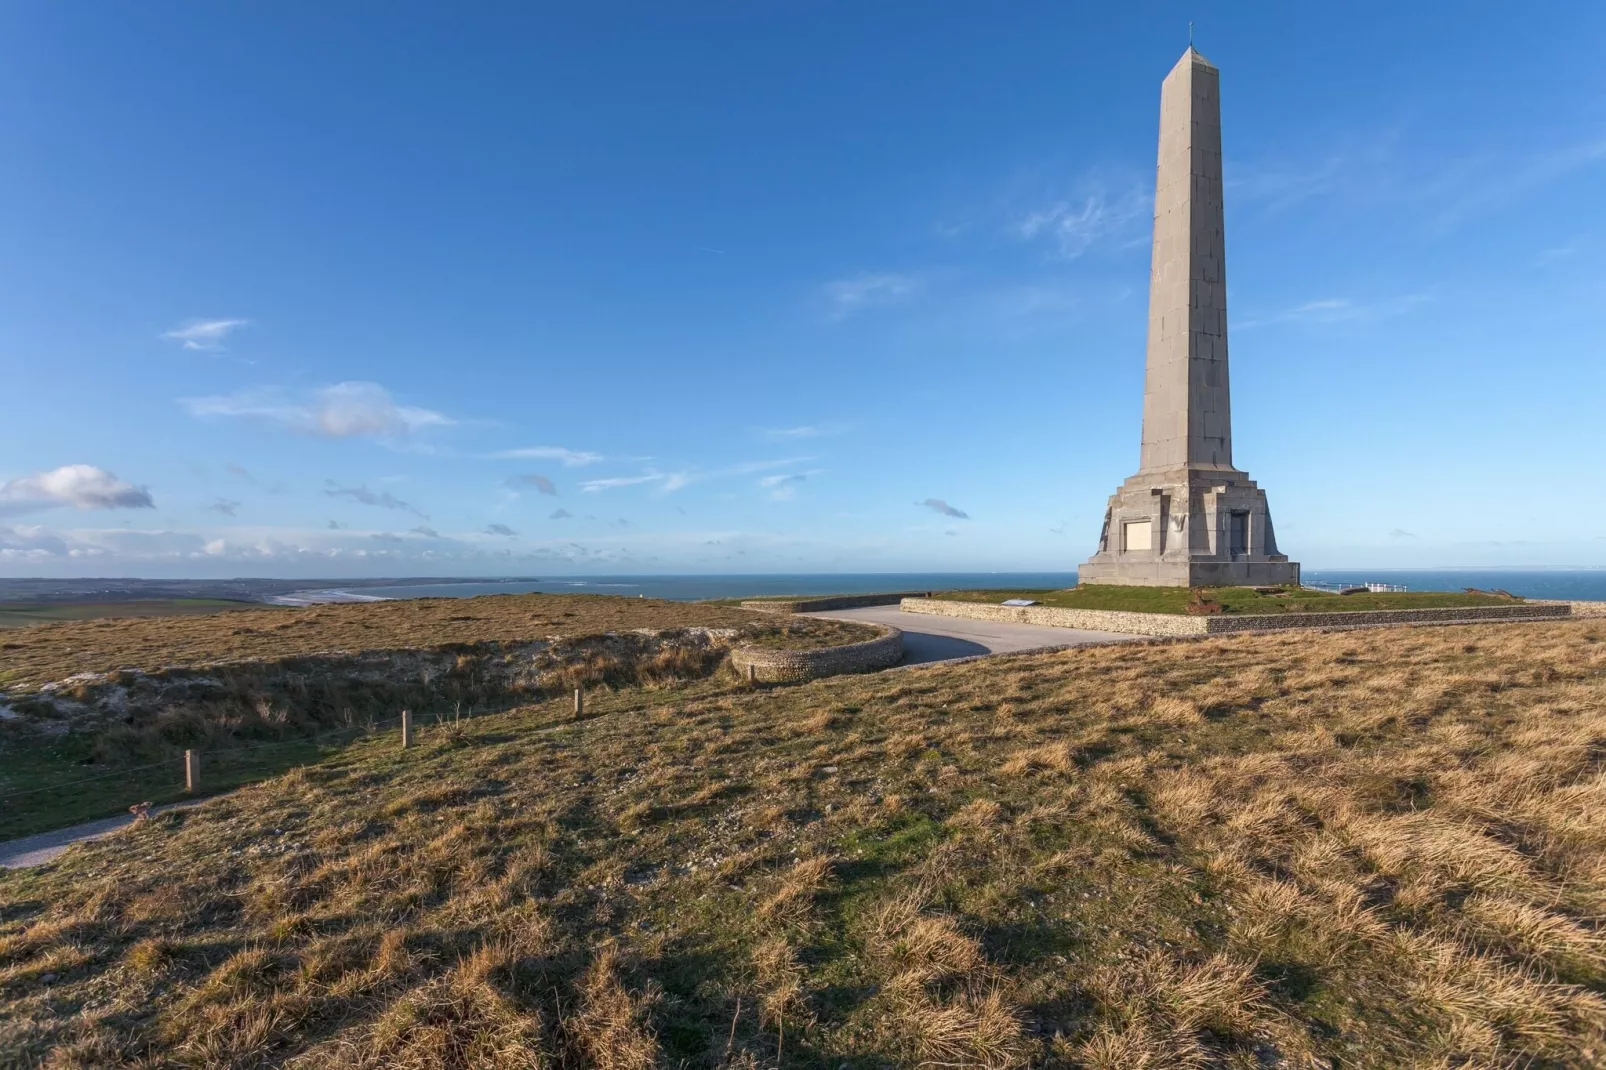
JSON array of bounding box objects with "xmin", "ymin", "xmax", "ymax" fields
[
  {"xmin": 806, "ymin": 605, "xmax": 1138, "ymax": 665},
  {"xmin": 0, "ymin": 800, "xmax": 204, "ymax": 869}
]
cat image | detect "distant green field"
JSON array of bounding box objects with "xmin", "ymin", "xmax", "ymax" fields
[
  {"xmin": 0, "ymin": 598, "xmax": 265, "ymax": 629},
  {"xmin": 939, "ymin": 585, "xmax": 1521, "ymax": 615}
]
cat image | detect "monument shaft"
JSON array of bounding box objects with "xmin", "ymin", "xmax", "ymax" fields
[
  {"xmin": 1141, "ymin": 51, "xmax": 1231, "ymax": 472},
  {"xmin": 1079, "ymin": 48, "xmax": 1299, "ymax": 588}
]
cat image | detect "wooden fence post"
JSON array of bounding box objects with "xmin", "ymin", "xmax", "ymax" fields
[
  {"xmin": 573, "ymin": 688, "xmax": 584, "ymax": 718},
  {"xmin": 401, "ymin": 709, "xmax": 413, "ymax": 749},
  {"xmin": 184, "ymin": 749, "xmax": 199, "ymax": 793},
  {"xmin": 746, "ymin": 663, "xmax": 756, "ymax": 684}
]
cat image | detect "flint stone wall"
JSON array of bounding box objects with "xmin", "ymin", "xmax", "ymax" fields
[
  {"xmin": 730, "ymin": 625, "xmax": 904, "ymax": 683},
  {"xmin": 899, "ymin": 598, "xmax": 1571, "ymax": 637},
  {"xmin": 741, "ymin": 593, "xmax": 928, "ymax": 614},
  {"xmin": 1529, "ymin": 599, "xmax": 1606, "ymax": 619}
]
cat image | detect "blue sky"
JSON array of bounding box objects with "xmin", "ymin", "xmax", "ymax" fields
[{"xmin": 2, "ymin": 1, "xmax": 1603, "ymax": 578}]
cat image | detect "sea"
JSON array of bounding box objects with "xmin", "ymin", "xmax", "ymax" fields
[{"xmin": 272, "ymin": 569, "xmax": 1606, "ymax": 605}]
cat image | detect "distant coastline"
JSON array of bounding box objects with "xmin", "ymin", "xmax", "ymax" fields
[
  {"xmin": 266, "ymin": 588, "xmax": 394, "ymax": 606},
  {"xmin": 6, "ymin": 570, "xmax": 1604, "ymax": 610}
]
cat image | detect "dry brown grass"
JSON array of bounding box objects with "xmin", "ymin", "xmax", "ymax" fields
[
  {"xmin": 0, "ymin": 593, "xmax": 874, "ymax": 690},
  {"xmin": 2, "ymin": 618, "xmax": 1606, "ymax": 1067}
]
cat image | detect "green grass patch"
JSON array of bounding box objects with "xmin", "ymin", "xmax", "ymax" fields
[
  {"xmin": 937, "ymin": 584, "xmax": 1522, "ymax": 615},
  {"xmin": 0, "ymin": 598, "xmax": 263, "ymax": 629}
]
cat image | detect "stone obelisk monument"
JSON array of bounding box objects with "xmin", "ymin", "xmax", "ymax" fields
[{"xmin": 1079, "ymin": 48, "xmax": 1299, "ymax": 587}]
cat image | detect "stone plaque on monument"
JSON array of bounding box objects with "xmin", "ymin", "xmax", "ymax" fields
[{"xmin": 1079, "ymin": 47, "xmax": 1300, "ymax": 588}]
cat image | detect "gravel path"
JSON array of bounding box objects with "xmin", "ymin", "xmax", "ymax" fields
[
  {"xmin": 0, "ymin": 800, "xmax": 206, "ymax": 869},
  {"xmin": 805, "ymin": 605, "xmax": 1138, "ymax": 663}
]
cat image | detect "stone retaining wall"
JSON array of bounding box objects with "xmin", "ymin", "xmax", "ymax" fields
[
  {"xmin": 900, "ymin": 599, "xmax": 1210, "ymax": 635},
  {"xmin": 741, "ymin": 592, "xmax": 928, "ymax": 613},
  {"xmin": 899, "ymin": 598, "xmax": 1572, "ymax": 637},
  {"xmin": 1529, "ymin": 599, "xmax": 1606, "ymax": 619},
  {"xmin": 730, "ymin": 625, "xmax": 904, "ymax": 683}
]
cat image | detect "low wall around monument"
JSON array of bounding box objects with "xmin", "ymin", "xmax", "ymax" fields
[
  {"xmin": 898, "ymin": 598, "xmax": 1573, "ymax": 637},
  {"xmin": 729, "ymin": 625, "xmax": 904, "ymax": 683}
]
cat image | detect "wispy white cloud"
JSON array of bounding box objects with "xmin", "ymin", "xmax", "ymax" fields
[
  {"xmin": 757, "ymin": 424, "xmax": 846, "ymax": 441},
  {"xmin": 723, "ymin": 458, "xmax": 810, "ymax": 477},
  {"xmin": 760, "ymin": 472, "xmax": 813, "ymax": 501},
  {"xmin": 988, "ymin": 284, "xmax": 1084, "ymax": 318},
  {"xmin": 488, "ymin": 446, "xmax": 603, "ymax": 466},
  {"xmin": 181, "ymin": 381, "xmax": 452, "ymax": 441},
  {"xmin": 323, "ymin": 480, "xmax": 428, "ymax": 519},
  {"xmin": 208, "ymin": 498, "xmax": 241, "ymax": 517},
  {"xmin": 1431, "ymin": 137, "xmax": 1606, "ymax": 231},
  {"xmin": 1534, "ymin": 243, "xmax": 1576, "ymax": 266},
  {"xmin": 1231, "ymin": 129, "xmax": 1606, "ymax": 232},
  {"xmin": 485, "ymin": 523, "xmax": 518, "ymax": 537},
  {"xmin": 580, "ymin": 471, "xmax": 687, "ymax": 494},
  {"xmin": 0, "ymin": 465, "xmax": 155, "ymax": 516},
  {"xmin": 1228, "ymin": 153, "xmax": 1354, "ymax": 212},
  {"xmin": 1014, "ymin": 185, "xmax": 1149, "ymax": 258},
  {"xmin": 1234, "ymin": 293, "xmax": 1431, "ymax": 331},
  {"xmin": 580, "ymin": 457, "xmax": 808, "ymax": 495},
  {"xmin": 162, "ymin": 318, "xmax": 251, "ymax": 351},
  {"xmin": 822, "ymin": 273, "xmax": 918, "ymax": 318}
]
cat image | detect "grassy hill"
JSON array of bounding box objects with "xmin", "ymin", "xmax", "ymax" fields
[
  {"xmin": 0, "ymin": 595, "xmax": 877, "ymax": 840},
  {"xmin": 0, "ymin": 593, "xmax": 873, "ymax": 692},
  {"xmin": 3, "ymin": 617, "xmax": 1604, "ymax": 1066}
]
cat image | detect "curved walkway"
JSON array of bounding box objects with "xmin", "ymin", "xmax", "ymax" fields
[
  {"xmin": 0, "ymin": 800, "xmax": 204, "ymax": 869},
  {"xmin": 805, "ymin": 605, "xmax": 1138, "ymax": 665}
]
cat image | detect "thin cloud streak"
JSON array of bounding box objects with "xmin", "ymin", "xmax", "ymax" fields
[
  {"xmin": 822, "ymin": 273, "xmax": 918, "ymax": 318},
  {"xmin": 1014, "ymin": 184, "xmax": 1149, "ymax": 259},
  {"xmin": 580, "ymin": 458, "xmax": 810, "ymax": 495},
  {"xmin": 758, "ymin": 424, "xmax": 847, "ymax": 441},
  {"xmin": 323, "ymin": 481, "xmax": 428, "ymax": 520},
  {"xmin": 489, "ymin": 446, "xmax": 602, "ymax": 466},
  {"xmin": 162, "ymin": 318, "xmax": 251, "ymax": 351},
  {"xmin": 182, "ymin": 382, "xmax": 452, "ymax": 440},
  {"xmin": 1234, "ymin": 293, "xmax": 1430, "ymax": 331}
]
